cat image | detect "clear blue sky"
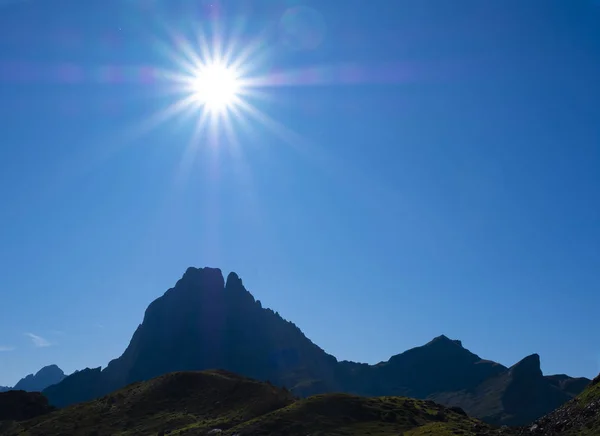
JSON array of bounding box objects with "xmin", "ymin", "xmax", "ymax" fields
[{"xmin": 1, "ymin": 0, "xmax": 599, "ymax": 387}]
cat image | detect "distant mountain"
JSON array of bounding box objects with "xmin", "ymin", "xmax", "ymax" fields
[
  {"xmin": 0, "ymin": 387, "xmax": 9, "ymax": 393},
  {"xmin": 9, "ymin": 370, "xmax": 504, "ymax": 436},
  {"xmin": 429, "ymin": 353, "xmax": 586, "ymax": 426},
  {"xmin": 338, "ymin": 335, "xmax": 507, "ymax": 398},
  {"xmin": 12, "ymin": 365, "xmax": 65, "ymax": 392},
  {"xmin": 515, "ymin": 373, "xmax": 600, "ymax": 435},
  {"xmin": 42, "ymin": 267, "xmax": 590, "ymax": 427}
]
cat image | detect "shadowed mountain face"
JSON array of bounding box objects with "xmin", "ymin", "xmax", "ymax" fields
[
  {"xmin": 0, "ymin": 387, "xmax": 9, "ymax": 393},
  {"xmin": 514, "ymin": 373, "xmax": 600, "ymax": 435},
  {"xmin": 12, "ymin": 365, "xmax": 65, "ymax": 393},
  {"xmin": 339, "ymin": 335, "xmax": 507, "ymax": 399},
  {"xmin": 45, "ymin": 267, "xmax": 341, "ymax": 407},
  {"xmin": 43, "ymin": 267, "xmax": 590, "ymax": 426},
  {"xmin": 430, "ymin": 353, "xmax": 585, "ymax": 426}
]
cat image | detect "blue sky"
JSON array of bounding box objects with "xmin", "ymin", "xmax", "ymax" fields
[{"xmin": 1, "ymin": 0, "xmax": 599, "ymax": 386}]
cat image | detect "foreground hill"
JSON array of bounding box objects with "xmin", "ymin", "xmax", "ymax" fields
[
  {"xmin": 3, "ymin": 370, "xmax": 507, "ymax": 436},
  {"xmin": 0, "ymin": 390, "xmax": 55, "ymax": 422},
  {"xmin": 6, "ymin": 370, "xmax": 294, "ymax": 436},
  {"xmin": 42, "ymin": 267, "xmax": 589, "ymax": 426}
]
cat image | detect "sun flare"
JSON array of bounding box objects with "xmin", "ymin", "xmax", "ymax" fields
[{"xmin": 190, "ymin": 63, "xmax": 240, "ymax": 112}]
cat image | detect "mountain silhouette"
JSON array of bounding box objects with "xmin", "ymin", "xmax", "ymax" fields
[
  {"xmin": 43, "ymin": 267, "xmax": 590, "ymax": 426},
  {"xmin": 12, "ymin": 365, "xmax": 65, "ymax": 393},
  {"xmin": 430, "ymin": 353, "xmax": 590, "ymax": 426},
  {"xmin": 0, "ymin": 365, "xmax": 66, "ymax": 394}
]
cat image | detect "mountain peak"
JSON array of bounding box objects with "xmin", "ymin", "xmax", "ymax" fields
[
  {"xmin": 13, "ymin": 364, "xmax": 65, "ymax": 392},
  {"xmin": 36, "ymin": 365, "xmax": 64, "ymax": 377},
  {"xmin": 181, "ymin": 266, "xmax": 224, "ymax": 288},
  {"xmin": 427, "ymin": 335, "xmax": 463, "ymax": 348},
  {"xmin": 226, "ymin": 271, "xmax": 243, "ymax": 286},
  {"xmin": 510, "ymin": 353, "xmax": 542, "ymax": 379}
]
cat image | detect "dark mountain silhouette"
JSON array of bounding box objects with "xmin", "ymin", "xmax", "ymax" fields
[
  {"xmin": 430, "ymin": 353, "xmax": 586, "ymax": 426},
  {"xmin": 42, "ymin": 267, "xmax": 590, "ymax": 427},
  {"xmin": 338, "ymin": 335, "xmax": 507, "ymax": 398},
  {"xmin": 7, "ymin": 370, "xmax": 504, "ymax": 436},
  {"xmin": 514, "ymin": 373, "xmax": 600, "ymax": 435},
  {"xmin": 11, "ymin": 365, "xmax": 65, "ymax": 392},
  {"xmin": 45, "ymin": 267, "xmax": 341, "ymax": 407}
]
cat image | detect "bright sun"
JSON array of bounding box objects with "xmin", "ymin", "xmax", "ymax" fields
[{"xmin": 191, "ymin": 63, "xmax": 240, "ymax": 112}]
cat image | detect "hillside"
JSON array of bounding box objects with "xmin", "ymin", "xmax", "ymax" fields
[
  {"xmin": 3, "ymin": 370, "xmax": 509, "ymax": 436},
  {"xmin": 516, "ymin": 374, "xmax": 600, "ymax": 435},
  {"xmin": 7, "ymin": 370, "xmax": 294, "ymax": 436},
  {"xmin": 42, "ymin": 267, "xmax": 589, "ymax": 427},
  {"xmin": 0, "ymin": 390, "xmax": 55, "ymax": 422}
]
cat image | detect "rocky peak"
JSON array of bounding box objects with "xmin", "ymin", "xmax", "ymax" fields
[
  {"xmin": 36, "ymin": 365, "xmax": 64, "ymax": 379},
  {"xmin": 13, "ymin": 364, "xmax": 65, "ymax": 392},
  {"xmin": 509, "ymin": 353, "xmax": 543, "ymax": 380},
  {"xmin": 428, "ymin": 335, "xmax": 464, "ymax": 348},
  {"xmin": 180, "ymin": 266, "xmax": 225, "ymax": 290}
]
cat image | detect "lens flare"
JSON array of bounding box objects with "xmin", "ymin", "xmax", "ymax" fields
[{"xmin": 190, "ymin": 62, "xmax": 240, "ymax": 112}]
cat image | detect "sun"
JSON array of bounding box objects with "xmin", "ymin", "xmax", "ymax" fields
[{"xmin": 190, "ymin": 62, "xmax": 241, "ymax": 112}]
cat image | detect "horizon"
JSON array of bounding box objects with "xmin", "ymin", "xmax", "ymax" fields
[
  {"xmin": 1, "ymin": 0, "xmax": 599, "ymax": 387},
  {"xmin": 0, "ymin": 265, "xmax": 594, "ymax": 387}
]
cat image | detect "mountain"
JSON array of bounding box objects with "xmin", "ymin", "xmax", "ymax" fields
[
  {"xmin": 339, "ymin": 335, "xmax": 507, "ymax": 398},
  {"xmin": 515, "ymin": 373, "xmax": 600, "ymax": 435},
  {"xmin": 42, "ymin": 266, "xmax": 589, "ymax": 427},
  {"xmin": 429, "ymin": 353, "xmax": 586, "ymax": 426},
  {"xmin": 339, "ymin": 337, "xmax": 589, "ymax": 426},
  {"xmin": 6, "ymin": 370, "xmax": 506, "ymax": 436},
  {"xmin": 0, "ymin": 388, "xmax": 9, "ymax": 393},
  {"xmin": 12, "ymin": 365, "xmax": 65, "ymax": 392},
  {"xmin": 45, "ymin": 267, "xmax": 341, "ymax": 408}
]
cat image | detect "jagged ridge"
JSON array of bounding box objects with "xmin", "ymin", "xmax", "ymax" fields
[{"xmin": 42, "ymin": 266, "xmax": 590, "ymax": 427}]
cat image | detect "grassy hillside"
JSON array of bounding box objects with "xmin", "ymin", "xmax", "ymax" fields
[
  {"xmin": 1, "ymin": 370, "xmax": 509, "ymax": 436},
  {"xmin": 216, "ymin": 393, "xmax": 502, "ymax": 436},
  {"xmin": 4, "ymin": 370, "xmax": 294, "ymax": 436}
]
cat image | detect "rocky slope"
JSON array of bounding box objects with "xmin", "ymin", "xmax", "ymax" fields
[{"xmin": 42, "ymin": 267, "xmax": 590, "ymax": 427}]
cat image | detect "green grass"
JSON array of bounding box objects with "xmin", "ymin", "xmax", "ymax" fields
[{"xmin": 1, "ymin": 370, "xmax": 505, "ymax": 436}]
